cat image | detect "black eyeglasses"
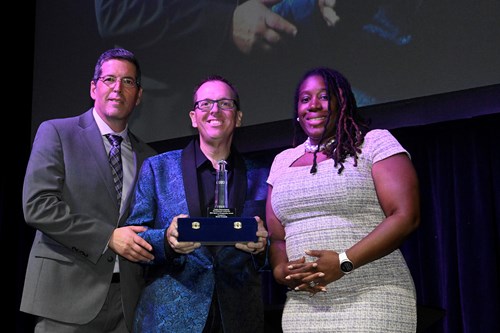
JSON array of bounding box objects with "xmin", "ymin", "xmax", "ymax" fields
[
  {"xmin": 194, "ymin": 99, "xmax": 238, "ymax": 111},
  {"xmin": 98, "ymin": 76, "xmax": 139, "ymax": 88}
]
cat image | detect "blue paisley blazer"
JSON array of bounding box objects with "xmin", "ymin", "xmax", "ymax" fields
[{"xmin": 126, "ymin": 139, "xmax": 269, "ymax": 333}]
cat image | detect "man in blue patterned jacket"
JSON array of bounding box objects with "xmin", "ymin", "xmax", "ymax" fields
[{"xmin": 125, "ymin": 75, "xmax": 269, "ymax": 332}]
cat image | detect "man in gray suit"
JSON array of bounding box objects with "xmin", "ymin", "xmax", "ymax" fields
[{"xmin": 21, "ymin": 48, "xmax": 156, "ymax": 332}]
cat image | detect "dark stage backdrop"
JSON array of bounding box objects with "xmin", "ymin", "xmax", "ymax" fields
[
  {"xmin": 32, "ymin": 1, "xmax": 500, "ymax": 143},
  {"xmin": 12, "ymin": 1, "xmax": 499, "ymax": 332},
  {"xmin": 393, "ymin": 112, "xmax": 500, "ymax": 333}
]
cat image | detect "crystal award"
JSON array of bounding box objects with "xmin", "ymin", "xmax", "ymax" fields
[
  {"xmin": 177, "ymin": 159, "xmax": 257, "ymax": 244},
  {"xmin": 208, "ymin": 160, "xmax": 235, "ymax": 218}
]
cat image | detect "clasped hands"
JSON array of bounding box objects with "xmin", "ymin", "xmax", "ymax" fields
[
  {"xmin": 281, "ymin": 249, "xmax": 344, "ymax": 295},
  {"xmin": 166, "ymin": 214, "xmax": 268, "ymax": 255}
]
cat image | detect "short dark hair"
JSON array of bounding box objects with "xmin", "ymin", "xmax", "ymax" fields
[
  {"xmin": 192, "ymin": 75, "xmax": 240, "ymax": 110},
  {"xmin": 92, "ymin": 48, "xmax": 142, "ymax": 87}
]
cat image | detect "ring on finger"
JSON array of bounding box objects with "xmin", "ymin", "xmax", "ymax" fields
[{"xmin": 309, "ymin": 281, "xmax": 318, "ymax": 288}]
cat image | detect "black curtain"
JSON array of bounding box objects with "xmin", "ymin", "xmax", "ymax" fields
[{"xmin": 394, "ymin": 113, "xmax": 500, "ymax": 332}]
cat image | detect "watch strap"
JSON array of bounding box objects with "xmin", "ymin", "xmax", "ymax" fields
[{"xmin": 339, "ymin": 251, "xmax": 354, "ymax": 274}]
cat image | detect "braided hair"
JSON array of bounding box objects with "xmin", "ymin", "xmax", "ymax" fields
[{"xmin": 293, "ymin": 67, "xmax": 370, "ymax": 174}]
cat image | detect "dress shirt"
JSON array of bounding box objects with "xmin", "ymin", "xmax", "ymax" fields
[
  {"xmin": 93, "ymin": 109, "xmax": 137, "ymax": 273},
  {"xmin": 194, "ymin": 141, "xmax": 236, "ymax": 333}
]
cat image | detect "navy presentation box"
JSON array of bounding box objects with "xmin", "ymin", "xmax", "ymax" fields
[{"xmin": 177, "ymin": 217, "xmax": 258, "ymax": 245}]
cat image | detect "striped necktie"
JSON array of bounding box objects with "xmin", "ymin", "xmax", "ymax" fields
[{"xmin": 105, "ymin": 134, "xmax": 123, "ymax": 207}]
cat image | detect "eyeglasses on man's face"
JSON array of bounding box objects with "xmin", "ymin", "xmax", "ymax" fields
[
  {"xmin": 98, "ymin": 75, "xmax": 139, "ymax": 88},
  {"xmin": 194, "ymin": 99, "xmax": 238, "ymax": 111}
]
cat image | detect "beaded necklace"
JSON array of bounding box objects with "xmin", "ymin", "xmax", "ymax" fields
[{"xmin": 304, "ymin": 137, "xmax": 335, "ymax": 153}]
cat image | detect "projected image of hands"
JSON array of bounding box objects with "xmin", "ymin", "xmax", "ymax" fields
[
  {"xmin": 93, "ymin": 0, "xmax": 414, "ymax": 140},
  {"xmin": 95, "ymin": 0, "xmax": 343, "ymax": 57},
  {"xmin": 233, "ymin": 0, "xmax": 340, "ymax": 54},
  {"xmin": 93, "ymin": 0, "xmax": 499, "ymax": 143}
]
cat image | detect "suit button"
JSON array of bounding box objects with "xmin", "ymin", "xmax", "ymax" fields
[{"xmin": 107, "ymin": 256, "xmax": 114, "ymax": 262}]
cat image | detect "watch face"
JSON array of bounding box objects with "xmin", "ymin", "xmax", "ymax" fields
[{"xmin": 341, "ymin": 261, "xmax": 354, "ymax": 273}]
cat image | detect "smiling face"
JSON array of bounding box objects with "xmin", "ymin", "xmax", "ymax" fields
[
  {"xmin": 189, "ymin": 80, "xmax": 243, "ymax": 147},
  {"xmin": 90, "ymin": 59, "xmax": 142, "ymax": 132},
  {"xmin": 296, "ymin": 74, "xmax": 337, "ymax": 145}
]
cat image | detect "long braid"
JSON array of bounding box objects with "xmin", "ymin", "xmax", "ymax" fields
[
  {"xmin": 310, "ymin": 151, "xmax": 318, "ymax": 174},
  {"xmin": 310, "ymin": 70, "xmax": 335, "ymax": 174},
  {"xmin": 316, "ymin": 68, "xmax": 368, "ymax": 174}
]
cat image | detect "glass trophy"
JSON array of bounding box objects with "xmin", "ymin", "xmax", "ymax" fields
[
  {"xmin": 177, "ymin": 160, "xmax": 257, "ymax": 244},
  {"xmin": 208, "ymin": 160, "xmax": 235, "ymax": 218}
]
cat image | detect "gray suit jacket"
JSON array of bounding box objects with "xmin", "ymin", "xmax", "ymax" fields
[{"xmin": 20, "ymin": 109, "xmax": 156, "ymax": 329}]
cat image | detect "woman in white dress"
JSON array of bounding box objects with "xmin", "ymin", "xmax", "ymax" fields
[{"xmin": 266, "ymin": 67, "xmax": 420, "ymax": 332}]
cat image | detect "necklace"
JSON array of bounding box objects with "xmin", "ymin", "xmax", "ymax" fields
[{"xmin": 304, "ymin": 137, "xmax": 335, "ymax": 153}]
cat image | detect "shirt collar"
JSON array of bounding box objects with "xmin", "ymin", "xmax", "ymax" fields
[
  {"xmin": 92, "ymin": 108, "xmax": 129, "ymax": 142},
  {"xmin": 193, "ymin": 139, "xmax": 233, "ymax": 170}
]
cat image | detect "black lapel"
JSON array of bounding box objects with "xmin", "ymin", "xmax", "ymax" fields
[{"xmin": 181, "ymin": 140, "xmax": 202, "ymax": 216}]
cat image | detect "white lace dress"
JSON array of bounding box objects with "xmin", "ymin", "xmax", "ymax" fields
[{"xmin": 267, "ymin": 129, "xmax": 417, "ymax": 332}]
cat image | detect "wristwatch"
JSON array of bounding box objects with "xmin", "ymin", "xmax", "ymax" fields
[{"xmin": 339, "ymin": 251, "xmax": 354, "ymax": 274}]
